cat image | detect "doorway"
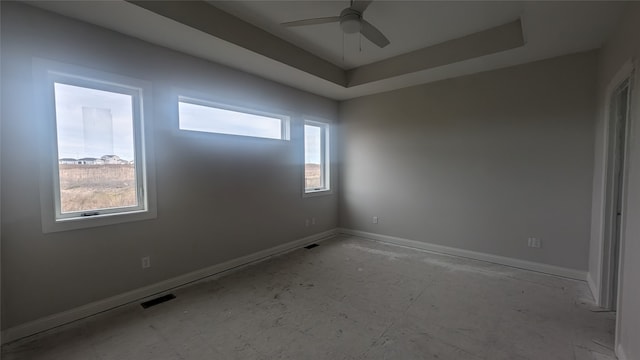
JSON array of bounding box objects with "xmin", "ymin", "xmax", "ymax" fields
[{"xmin": 602, "ymin": 76, "xmax": 632, "ymax": 310}]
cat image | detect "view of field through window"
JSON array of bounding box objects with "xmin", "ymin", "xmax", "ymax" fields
[
  {"xmin": 305, "ymin": 163, "xmax": 322, "ymax": 189},
  {"xmin": 54, "ymin": 82, "xmax": 138, "ymax": 213},
  {"xmin": 58, "ymin": 163, "xmax": 137, "ymax": 213},
  {"xmin": 304, "ymin": 124, "xmax": 323, "ymax": 189}
]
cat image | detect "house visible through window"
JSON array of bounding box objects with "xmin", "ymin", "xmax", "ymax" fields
[
  {"xmin": 304, "ymin": 120, "xmax": 330, "ymax": 193},
  {"xmin": 52, "ymin": 79, "xmax": 146, "ymax": 219},
  {"xmin": 178, "ymin": 97, "xmax": 289, "ymax": 140}
]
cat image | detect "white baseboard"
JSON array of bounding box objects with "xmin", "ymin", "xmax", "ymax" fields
[
  {"xmin": 1, "ymin": 229, "xmax": 338, "ymax": 345},
  {"xmin": 586, "ymin": 271, "xmax": 600, "ymax": 305},
  {"xmin": 338, "ymin": 228, "xmax": 587, "ymax": 281}
]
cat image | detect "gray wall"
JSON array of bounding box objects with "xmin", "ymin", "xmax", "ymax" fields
[
  {"xmin": 590, "ymin": 3, "xmax": 640, "ymax": 359},
  {"xmin": 1, "ymin": 2, "xmax": 338, "ymax": 329},
  {"xmin": 339, "ymin": 52, "xmax": 597, "ymax": 272}
]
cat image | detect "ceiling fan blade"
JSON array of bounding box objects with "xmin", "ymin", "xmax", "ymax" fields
[
  {"xmin": 351, "ymin": 0, "xmax": 373, "ymax": 13},
  {"xmin": 281, "ymin": 16, "xmax": 340, "ymax": 27},
  {"xmin": 361, "ymin": 19, "xmax": 390, "ymax": 48}
]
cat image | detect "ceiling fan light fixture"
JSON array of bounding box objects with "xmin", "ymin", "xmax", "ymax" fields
[
  {"xmin": 340, "ymin": 14, "xmax": 361, "ymax": 34},
  {"xmin": 282, "ymin": 2, "xmax": 389, "ymax": 48}
]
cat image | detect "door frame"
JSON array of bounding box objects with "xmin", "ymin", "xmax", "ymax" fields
[{"xmin": 598, "ymin": 60, "xmax": 634, "ymax": 310}]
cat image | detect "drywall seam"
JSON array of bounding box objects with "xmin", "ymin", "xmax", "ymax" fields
[
  {"xmin": 587, "ymin": 271, "xmax": 600, "ymax": 304},
  {"xmin": 0, "ymin": 229, "xmax": 338, "ymax": 345},
  {"xmin": 339, "ymin": 228, "xmax": 586, "ymax": 281}
]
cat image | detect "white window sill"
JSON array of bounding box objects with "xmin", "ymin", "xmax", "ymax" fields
[
  {"xmin": 42, "ymin": 208, "xmax": 157, "ymax": 233},
  {"xmin": 303, "ymin": 189, "xmax": 333, "ymax": 198}
]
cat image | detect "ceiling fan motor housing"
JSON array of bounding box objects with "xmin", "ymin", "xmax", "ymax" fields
[{"xmin": 340, "ymin": 8, "xmax": 362, "ymax": 34}]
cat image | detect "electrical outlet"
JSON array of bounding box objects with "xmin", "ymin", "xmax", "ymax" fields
[
  {"xmin": 141, "ymin": 256, "xmax": 151, "ymax": 269},
  {"xmin": 373, "ymin": 216, "xmax": 379, "ymax": 224},
  {"xmin": 305, "ymin": 219, "xmax": 310, "ymax": 227},
  {"xmin": 311, "ymin": 217, "xmax": 316, "ymax": 225},
  {"xmin": 527, "ymin": 238, "xmax": 541, "ymax": 248}
]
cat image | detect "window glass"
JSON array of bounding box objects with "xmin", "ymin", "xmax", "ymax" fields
[
  {"xmin": 54, "ymin": 83, "xmax": 139, "ymax": 214},
  {"xmin": 304, "ymin": 121, "xmax": 329, "ymax": 193},
  {"xmin": 179, "ymin": 100, "xmax": 286, "ymax": 140}
]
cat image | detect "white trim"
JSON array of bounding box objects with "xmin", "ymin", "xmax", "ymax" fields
[
  {"xmin": 615, "ymin": 57, "xmax": 640, "ymax": 359},
  {"xmin": 303, "ymin": 119, "xmax": 332, "ymax": 197},
  {"xmin": 0, "ymin": 229, "xmax": 338, "ymax": 345},
  {"xmin": 51, "ymin": 79, "xmax": 146, "ymax": 220},
  {"xmin": 338, "ymin": 228, "xmax": 586, "ymax": 280},
  {"xmin": 587, "ymin": 272, "xmax": 600, "ymax": 304},
  {"xmin": 596, "ymin": 59, "xmax": 635, "ymax": 308},
  {"xmin": 33, "ymin": 58, "xmax": 158, "ymax": 233},
  {"xmin": 608, "ymin": 61, "xmax": 635, "ymax": 99}
]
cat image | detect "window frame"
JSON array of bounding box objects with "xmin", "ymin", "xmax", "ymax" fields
[
  {"xmin": 303, "ymin": 119, "xmax": 331, "ymax": 196},
  {"xmin": 35, "ymin": 59, "xmax": 157, "ymax": 233},
  {"xmin": 177, "ymin": 96, "xmax": 291, "ymax": 141},
  {"xmin": 52, "ymin": 78, "xmax": 146, "ymax": 220}
]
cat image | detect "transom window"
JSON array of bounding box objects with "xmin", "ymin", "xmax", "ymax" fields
[{"xmin": 178, "ymin": 97, "xmax": 289, "ymax": 140}]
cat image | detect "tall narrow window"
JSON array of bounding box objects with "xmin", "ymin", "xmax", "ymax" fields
[
  {"xmin": 51, "ymin": 76, "xmax": 147, "ymax": 220},
  {"xmin": 304, "ymin": 121, "xmax": 330, "ymax": 194}
]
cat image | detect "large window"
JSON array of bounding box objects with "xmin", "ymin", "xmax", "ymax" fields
[
  {"xmin": 53, "ymin": 82, "xmax": 144, "ymax": 218},
  {"xmin": 304, "ymin": 120, "xmax": 330, "ymax": 194},
  {"xmin": 178, "ymin": 97, "xmax": 289, "ymax": 140},
  {"xmin": 36, "ymin": 59, "xmax": 155, "ymax": 232}
]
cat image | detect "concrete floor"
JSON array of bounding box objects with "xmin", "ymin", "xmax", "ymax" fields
[{"xmin": 2, "ymin": 235, "xmax": 616, "ymax": 360}]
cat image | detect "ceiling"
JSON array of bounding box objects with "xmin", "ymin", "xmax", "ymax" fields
[
  {"xmin": 26, "ymin": 1, "xmax": 626, "ymax": 100},
  {"xmin": 212, "ymin": 0, "xmax": 527, "ymax": 70}
]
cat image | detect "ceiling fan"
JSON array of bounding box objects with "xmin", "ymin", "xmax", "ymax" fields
[{"xmin": 281, "ymin": 0, "xmax": 390, "ymax": 48}]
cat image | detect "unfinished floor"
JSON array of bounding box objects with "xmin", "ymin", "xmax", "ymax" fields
[{"xmin": 2, "ymin": 235, "xmax": 615, "ymax": 360}]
